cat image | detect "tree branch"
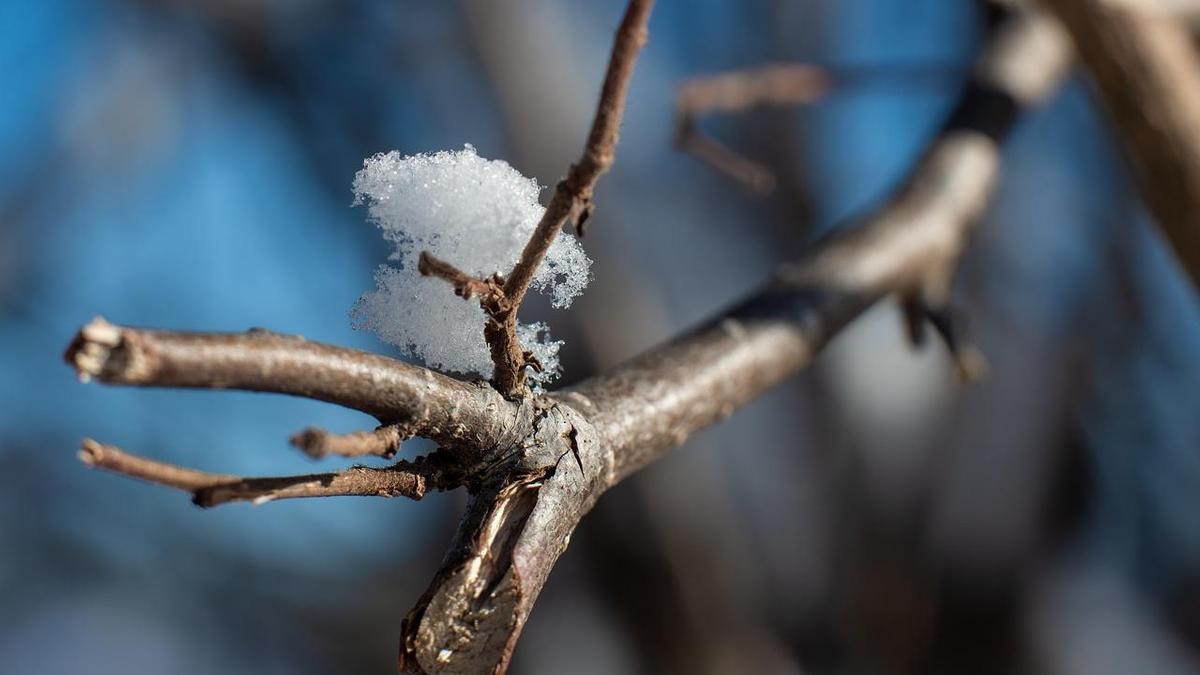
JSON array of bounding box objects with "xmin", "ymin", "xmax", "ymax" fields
[
  {"xmin": 578, "ymin": 3, "xmax": 1071, "ymax": 479},
  {"xmin": 398, "ymin": 5, "xmax": 1073, "ymax": 672},
  {"xmin": 674, "ymin": 63, "xmax": 830, "ymax": 192},
  {"xmin": 1043, "ymin": 0, "xmax": 1200, "ymax": 289},
  {"xmin": 290, "ymin": 425, "xmax": 404, "ymax": 460},
  {"xmin": 64, "ymin": 317, "xmax": 518, "ymax": 453},
  {"xmin": 417, "ymin": 251, "xmax": 506, "ymax": 304},
  {"xmin": 422, "ymin": 0, "xmax": 655, "ymax": 398},
  {"xmin": 673, "ymin": 62, "xmax": 972, "ymax": 193},
  {"xmin": 676, "ymin": 63, "xmax": 832, "ymax": 117},
  {"xmin": 79, "ymin": 439, "xmax": 437, "ymax": 506}
]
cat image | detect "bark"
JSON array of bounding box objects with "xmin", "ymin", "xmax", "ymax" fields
[
  {"xmin": 65, "ymin": 4, "xmax": 1076, "ymax": 674},
  {"xmin": 1045, "ymin": 0, "xmax": 1200, "ymax": 288}
]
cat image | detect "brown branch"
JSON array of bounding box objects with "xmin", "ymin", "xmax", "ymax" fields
[
  {"xmin": 290, "ymin": 425, "xmax": 405, "ymax": 460},
  {"xmin": 673, "ymin": 64, "xmax": 829, "ymax": 192},
  {"xmin": 673, "ymin": 63, "xmax": 967, "ymax": 193},
  {"xmin": 64, "ymin": 317, "xmax": 518, "ymax": 453},
  {"xmin": 398, "ymin": 7, "xmax": 1073, "ymax": 673},
  {"xmin": 1043, "ymin": 0, "xmax": 1200, "ymax": 289},
  {"xmin": 417, "ymin": 251, "xmax": 506, "ymax": 303},
  {"xmin": 494, "ymin": 0, "xmax": 653, "ymax": 394},
  {"xmin": 578, "ymin": 6, "xmax": 1072, "ymax": 480},
  {"xmin": 70, "ymin": 6, "xmax": 1073, "ymax": 674},
  {"xmin": 422, "ymin": 0, "xmax": 654, "ymax": 398},
  {"xmin": 675, "ymin": 124, "xmax": 779, "ymax": 194},
  {"xmin": 79, "ymin": 439, "xmax": 434, "ymax": 506},
  {"xmin": 676, "ymin": 63, "xmax": 831, "ymax": 116}
]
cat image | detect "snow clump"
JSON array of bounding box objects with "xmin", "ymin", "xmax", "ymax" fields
[{"xmin": 350, "ymin": 144, "xmax": 590, "ymax": 387}]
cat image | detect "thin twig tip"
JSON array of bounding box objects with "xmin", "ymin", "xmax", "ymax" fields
[{"xmin": 78, "ymin": 438, "xmax": 105, "ymax": 466}]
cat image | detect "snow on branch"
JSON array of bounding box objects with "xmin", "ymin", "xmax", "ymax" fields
[{"xmin": 351, "ymin": 145, "xmax": 591, "ymax": 388}]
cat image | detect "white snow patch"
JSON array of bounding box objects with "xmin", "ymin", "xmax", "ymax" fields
[{"xmin": 350, "ymin": 144, "xmax": 590, "ymax": 387}]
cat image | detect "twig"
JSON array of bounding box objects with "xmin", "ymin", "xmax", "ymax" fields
[
  {"xmin": 290, "ymin": 425, "xmax": 405, "ymax": 460},
  {"xmin": 1043, "ymin": 0, "xmax": 1200, "ymax": 289},
  {"xmin": 421, "ymin": 0, "xmax": 655, "ymax": 398},
  {"xmin": 79, "ymin": 439, "xmax": 432, "ymax": 506},
  {"xmin": 676, "ymin": 62, "xmax": 892, "ymax": 192},
  {"xmin": 676, "ymin": 63, "xmax": 831, "ymax": 116},
  {"xmin": 418, "ymin": 252, "xmax": 506, "ymax": 303},
  {"xmin": 675, "ymin": 126, "xmax": 779, "ymax": 194},
  {"xmin": 673, "ymin": 63, "xmax": 830, "ymax": 192},
  {"xmin": 582, "ymin": 6, "xmax": 1071, "ymax": 480},
  {"xmin": 673, "ymin": 63, "xmax": 966, "ymax": 193},
  {"xmin": 64, "ymin": 317, "xmax": 518, "ymax": 453}
]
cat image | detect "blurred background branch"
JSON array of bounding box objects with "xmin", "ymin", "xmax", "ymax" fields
[{"xmin": 1046, "ymin": 0, "xmax": 1200, "ymax": 288}]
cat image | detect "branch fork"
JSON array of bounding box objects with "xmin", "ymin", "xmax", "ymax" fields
[
  {"xmin": 420, "ymin": 0, "xmax": 655, "ymax": 399},
  {"xmin": 63, "ymin": 3, "xmax": 1075, "ymax": 673},
  {"xmin": 674, "ymin": 63, "xmax": 831, "ymax": 193},
  {"xmin": 417, "ymin": 252, "xmax": 508, "ymax": 306}
]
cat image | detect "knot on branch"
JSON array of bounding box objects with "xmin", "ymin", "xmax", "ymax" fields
[
  {"xmin": 673, "ymin": 63, "xmax": 830, "ymax": 194},
  {"xmin": 558, "ymin": 173, "xmax": 597, "ymax": 236},
  {"xmin": 400, "ymin": 400, "xmax": 611, "ymax": 674}
]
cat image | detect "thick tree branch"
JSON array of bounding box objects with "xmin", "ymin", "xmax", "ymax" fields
[
  {"xmin": 1044, "ymin": 0, "xmax": 1200, "ymax": 288},
  {"xmin": 79, "ymin": 439, "xmax": 436, "ymax": 506},
  {"xmin": 65, "ymin": 317, "xmax": 518, "ymax": 453}
]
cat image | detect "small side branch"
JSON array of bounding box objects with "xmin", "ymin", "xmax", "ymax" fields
[
  {"xmin": 674, "ymin": 63, "xmax": 829, "ymax": 192},
  {"xmin": 400, "ymin": 12, "xmax": 1073, "ymax": 672},
  {"xmin": 676, "ymin": 63, "xmax": 831, "ymax": 116},
  {"xmin": 290, "ymin": 425, "xmax": 404, "ymax": 460},
  {"xmin": 418, "ymin": 252, "xmax": 506, "ymax": 304},
  {"xmin": 64, "ymin": 317, "xmax": 519, "ymax": 453},
  {"xmin": 79, "ymin": 439, "xmax": 433, "ymax": 507}
]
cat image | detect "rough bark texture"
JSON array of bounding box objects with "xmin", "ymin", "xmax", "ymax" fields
[
  {"xmin": 1045, "ymin": 0, "xmax": 1200, "ymax": 288},
  {"xmin": 79, "ymin": 439, "xmax": 434, "ymax": 506}
]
